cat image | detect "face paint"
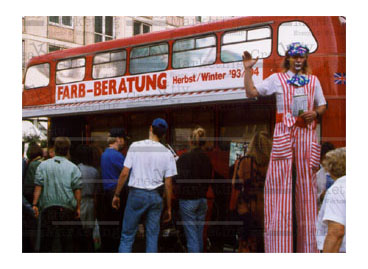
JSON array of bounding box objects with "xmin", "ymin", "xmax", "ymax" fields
[
  {"xmin": 294, "ymin": 62, "xmax": 302, "ymax": 70},
  {"xmin": 289, "ymin": 55, "xmax": 306, "ymax": 73}
]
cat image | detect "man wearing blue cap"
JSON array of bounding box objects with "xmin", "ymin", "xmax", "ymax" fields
[
  {"xmin": 112, "ymin": 118, "xmax": 177, "ymax": 252},
  {"xmin": 99, "ymin": 128, "xmax": 128, "ymax": 252},
  {"xmin": 242, "ymin": 43, "xmax": 327, "ymax": 253}
]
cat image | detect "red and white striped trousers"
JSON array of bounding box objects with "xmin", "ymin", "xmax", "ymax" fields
[{"xmin": 264, "ymin": 122, "xmax": 320, "ymax": 253}]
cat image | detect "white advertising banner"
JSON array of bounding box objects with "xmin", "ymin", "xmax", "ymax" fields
[{"xmin": 55, "ymin": 61, "xmax": 263, "ymax": 104}]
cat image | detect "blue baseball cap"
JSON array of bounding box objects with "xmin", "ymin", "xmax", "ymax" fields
[{"xmin": 152, "ymin": 118, "xmax": 168, "ymax": 132}]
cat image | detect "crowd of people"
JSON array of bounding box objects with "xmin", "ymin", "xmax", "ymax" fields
[
  {"xmin": 22, "ymin": 128, "xmax": 345, "ymax": 253},
  {"xmin": 22, "ymin": 119, "xmax": 186, "ymax": 253},
  {"xmin": 22, "ymin": 42, "xmax": 346, "ymax": 253}
]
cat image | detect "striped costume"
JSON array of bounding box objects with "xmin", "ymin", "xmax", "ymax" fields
[{"xmin": 256, "ymin": 71, "xmax": 326, "ymax": 252}]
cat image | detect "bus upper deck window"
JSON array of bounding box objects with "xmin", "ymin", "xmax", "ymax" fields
[
  {"xmin": 130, "ymin": 43, "xmax": 168, "ymax": 75},
  {"xmin": 93, "ymin": 50, "xmax": 126, "ymax": 79},
  {"xmin": 196, "ymin": 36, "xmax": 216, "ymax": 48},
  {"xmin": 173, "ymin": 39, "xmax": 194, "ymax": 52},
  {"xmin": 278, "ymin": 21, "xmax": 318, "ymax": 56},
  {"xmin": 248, "ymin": 28, "xmax": 271, "ymax": 40},
  {"xmin": 172, "ymin": 35, "xmax": 216, "ymax": 69},
  {"xmin": 24, "ymin": 63, "xmax": 50, "ymax": 89},
  {"xmin": 221, "ymin": 26, "xmax": 271, "ymax": 62},
  {"xmin": 150, "ymin": 44, "xmax": 168, "ymax": 56},
  {"xmin": 56, "ymin": 57, "xmax": 85, "ymax": 84}
]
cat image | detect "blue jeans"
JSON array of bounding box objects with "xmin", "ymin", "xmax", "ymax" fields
[
  {"xmin": 179, "ymin": 198, "xmax": 208, "ymax": 253},
  {"xmin": 118, "ymin": 188, "xmax": 163, "ymax": 253}
]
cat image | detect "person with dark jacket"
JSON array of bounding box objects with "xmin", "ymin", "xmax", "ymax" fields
[
  {"xmin": 23, "ymin": 143, "xmax": 43, "ymax": 203},
  {"xmin": 23, "ymin": 142, "xmax": 44, "ymax": 252},
  {"xmin": 174, "ymin": 127, "xmax": 212, "ymax": 252}
]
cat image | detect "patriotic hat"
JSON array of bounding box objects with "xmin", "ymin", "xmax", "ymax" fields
[{"xmin": 287, "ymin": 42, "xmax": 309, "ymax": 57}]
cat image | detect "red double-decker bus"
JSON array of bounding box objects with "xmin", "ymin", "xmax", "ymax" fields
[
  {"xmin": 22, "ymin": 17, "xmax": 346, "ymax": 249},
  {"xmin": 22, "ymin": 16, "xmax": 345, "ymax": 172}
]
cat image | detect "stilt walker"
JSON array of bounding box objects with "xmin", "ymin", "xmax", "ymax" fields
[{"xmin": 242, "ymin": 43, "xmax": 327, "ymax": 252}]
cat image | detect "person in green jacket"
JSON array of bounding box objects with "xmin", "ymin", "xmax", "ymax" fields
[{"xmin": 32, "ymin": 137, "xmax": 82, "ymax": 252}]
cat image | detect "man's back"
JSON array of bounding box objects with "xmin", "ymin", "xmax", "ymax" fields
[
  {"xmin": 35, "ymin": 156, "xmax": 82, "ymax": 210},
  {"xmin": 124, "ymin": 139, "xmax": 177, "ymax": 190}
]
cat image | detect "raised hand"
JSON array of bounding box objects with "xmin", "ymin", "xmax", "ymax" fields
[{"xmin": 242, "ymin": 51, "xmax": 259, "ymax": 69}]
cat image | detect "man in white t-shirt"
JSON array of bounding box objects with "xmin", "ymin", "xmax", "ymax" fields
[{"xmin": 112, "ymin": 118, "xmax": 177, "ymax": 253}]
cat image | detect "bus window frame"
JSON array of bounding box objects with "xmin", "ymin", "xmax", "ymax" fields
[
  {"xmin": 24, "ymin": 62, "xmax": 51, "ymax": 90},
  {"xmin": 55, "ymin": 56, "xmax": 87, "ymax": 85},
  {"xmin": 129, "ymin": 42, "xmax": 169, "ymax": 75},
  {"xmin": 171, "ymin": 33, "xmax": 218, "ymax": 70},
  {"xmin": 220, "ymin": 25, "xmax": 273, "ymax": 63},
  {"xmin": 276, "ymin": 20, "xmax": 319, "ymax": 57},
  {"xmin": 92, "ymin": 49, "xmax": 127, "ymax": 80}
]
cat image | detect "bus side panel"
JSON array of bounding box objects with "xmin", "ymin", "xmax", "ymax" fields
[
  {"xmin": 22, "ymin": 86, "xmax": 53, "ymax": 106},
  {"xmin": 23, "ymin": 61, "xmax": 56, "ymax": 107},
  {"xmin": 309, "ymin": 17, "xmax": 346, "ymax": 147},
  {"xmin": 322, "ymin": 98, "xmax": 346, "ymax": 147},
  {"xmin": 322, "ymin": 53, "xmax": 346, "ymax": 148}
]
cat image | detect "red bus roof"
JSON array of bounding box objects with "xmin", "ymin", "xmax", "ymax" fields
[{"xmin": 27, "ymin": 16, "xmax": 321, "ymax": 66}]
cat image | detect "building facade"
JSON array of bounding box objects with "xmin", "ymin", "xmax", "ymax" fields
[{"xmin": 22, "ymin": 16, "xmax": 233, "ymax": 76}]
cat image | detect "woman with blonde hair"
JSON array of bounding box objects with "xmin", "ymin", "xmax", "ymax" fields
[
  {"xmin": 245, "ymin": 131, "xmax": 272, "ymax": 169},
  {"xmin": 231, "ymin": 131, "xmax": 272, "ymax": 252},
  {"xmin": 174, "ymin": 127, "xmax": 212, "ymax": 252}
]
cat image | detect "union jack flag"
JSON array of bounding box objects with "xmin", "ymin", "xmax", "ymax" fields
[{"xmin": 334, "ymin": 73, "xmax": 346, "ymax": 85}]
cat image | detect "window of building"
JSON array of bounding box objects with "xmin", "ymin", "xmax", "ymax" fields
[
  {"xmin": 24, "ymin": 63, "xmax": 50, "ymax": 89},
  {"xmin": 277, "ymin": 21, "xmax": 318, "ymax": 56},
  {"xmin": 166, "ymin": 16, "xmax": 184, "ymax": 27},
  {"xmin": 133, "ymin": 21, "xmax": 151, "ymax": 36},
  {"xmin": 172, "ymin": 35, "xmax": 216, "ymax": 69},
  {"xmin": 130, "ymin": 43, "xmax": 168, "ymax": 74},
  {"xmin": 56, "ymin": 57, "xmax": 85, "ymax": 84},
  {"xmin": 95, "ymin": 16, "xmax": 114, "ymax": 43},
  {"xmin": 49, "ymin": 16, "xmax": 73, "ymax": 28},
  {"xmin": 48, "ymin": 45, "xmax": 63, "ymax": 53},
  {"xmin": 93, "ymin": 50, "xmax": 126, "ymax": 79},
  {"xmin": 221, "ymin": 26, "xmax": 272, "ymax": 62}
]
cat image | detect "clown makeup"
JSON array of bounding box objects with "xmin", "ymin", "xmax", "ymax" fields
[{"xmin": 289, "ymin": 55, "xmax": 307, "ymax": 73}]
